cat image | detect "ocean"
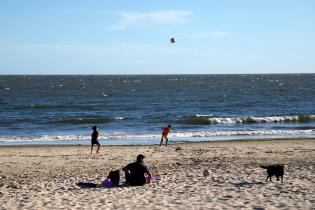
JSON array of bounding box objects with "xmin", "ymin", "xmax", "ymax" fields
[{"xmin": 0, "ymin": 74, "xmax": 314, "ymax": 145}]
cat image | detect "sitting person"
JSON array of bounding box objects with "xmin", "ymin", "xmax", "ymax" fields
[
  {"xmin": 122, "ymin": 154, "xmax": 152, "ymax": 186},
  {"xmin": 102, "ymin": 170, "xmax": 120, "ymax": 188}
]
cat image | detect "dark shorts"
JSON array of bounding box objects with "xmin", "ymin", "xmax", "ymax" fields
[
  {"xmin": 91, "ymin": 139, "xmax": 100, "ymax": 145},
  {"xmin": 125, "ymin": 173, "xmax": 146, "ymax": 186}
]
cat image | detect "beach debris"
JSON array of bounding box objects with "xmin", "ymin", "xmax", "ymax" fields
[
  {"xmin": 152, "ymin": 175, "xmax": 161, "ymax": 181},
  {"xmin": 175, "ymin": 146, "xmax": 182, "ymax": 151},
  {"xmin": 203, "ymin": 169, "xmax": 211, "ymax": 177},
  {"xmin": 6, "ymin": 182, "xmax": 21, "ymax": 189}
]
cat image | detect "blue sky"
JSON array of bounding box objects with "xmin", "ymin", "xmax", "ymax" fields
[{"xmin": 0, "ymin": 0, "xmax": 314, "ymax": 74}]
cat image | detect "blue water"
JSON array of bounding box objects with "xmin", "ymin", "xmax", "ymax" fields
[{"xmin": 0, "ymin": 74, "xmax": 314, "ymax": 145}]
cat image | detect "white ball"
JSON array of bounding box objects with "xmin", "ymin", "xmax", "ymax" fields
[{"xmin": 203, "ymin": 169, "xmax": 211, "ymax": 177}]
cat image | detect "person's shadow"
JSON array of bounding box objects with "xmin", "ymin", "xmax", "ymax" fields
[
  {"xmin": 76, "ymin": 182, "xmax": 128, "ymax": 189},
  {"xmin": 231, "ymin": 180, "xmax": 264, "ymax": 188},
  {"xmin": 76, "ymin": 182, "xmax": 100, "ymax": 188}
]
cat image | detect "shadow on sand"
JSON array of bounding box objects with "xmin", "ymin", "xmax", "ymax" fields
[
  {"xmin": 76, "ymin": 182, "xmax": 128, "ymax": 189},
  {"xmin": 231, "ymin": 180, "xmax": 265, "ymax": 187}
]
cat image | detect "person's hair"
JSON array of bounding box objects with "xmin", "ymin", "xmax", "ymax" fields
[
  {"xmin": 136, "ymin": 154, "xmax": 145, "ymax": 162},
  {"xmin": 92, "ymin": 126, "xmax": 97, "ymax": 130},
  {"xmin": 167, "ymin": 125, "xmax": 171, "ymax": 128},
  {"xmin": 107, "ymin": 170, "xmax": 120, "ymax": 185}
]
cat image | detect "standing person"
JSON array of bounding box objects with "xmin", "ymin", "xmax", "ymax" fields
[
  {"xmin": 122, "ymin": 154, "xmax": 152, "ymax": 186},
  {"xmin": 90, "ymin": 126, "xmax": 101, "ymax": 154},
  {"xmin": 160, "ymin": 125, "xmax": 171, "ymax": 147}
]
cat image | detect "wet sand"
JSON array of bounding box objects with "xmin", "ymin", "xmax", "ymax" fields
[{"xmin": 0, "ymin": 139, "xmax": 315, "ymax": 209}]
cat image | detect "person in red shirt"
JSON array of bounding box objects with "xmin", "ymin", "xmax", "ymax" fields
[{"xmin": 160, "ymin": 125, "xmax": 171, "ymax": 147}]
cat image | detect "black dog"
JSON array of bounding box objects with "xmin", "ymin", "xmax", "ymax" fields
[{"xmin": 260, "ymin": 164, "xmax": 284, "ymax": 183}]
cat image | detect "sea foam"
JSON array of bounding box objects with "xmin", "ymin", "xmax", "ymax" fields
[
  {"xmin": 183, "ymin": 115, "xmax": 315, "ymax": 125},
  {"xmin": 1, "ymin": 129, "xmax": 314, "ymax": 143}
]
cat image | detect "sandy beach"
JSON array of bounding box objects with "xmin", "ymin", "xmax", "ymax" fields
[{"xmin": 0, "ymin": 139, "xmax": 314, "ymax": 210}]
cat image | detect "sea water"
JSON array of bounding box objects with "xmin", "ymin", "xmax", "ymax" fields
[{"xmin": 0, "ymin": 74, "xmax": 314, "ymax": 145}]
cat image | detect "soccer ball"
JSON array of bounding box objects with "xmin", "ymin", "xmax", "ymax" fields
[{"xmin": 203, "ymin": 169, "xmax": 211, "ymax": 177}]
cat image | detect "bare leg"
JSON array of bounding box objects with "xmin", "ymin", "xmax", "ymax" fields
[
  {"xmin": 91, "ymin": 144, "xmax": 94, "ymax": 154},
  {"xmin": 165, "ymin": 137, "xmax": 168, "ymax": 147},
  {"xmin": 160, "ymin": 137, "xmax": 163, "ymax": 146},
  {"xmin": 96, "ymin": 144, "xmax": 101, "ymax": 153}
]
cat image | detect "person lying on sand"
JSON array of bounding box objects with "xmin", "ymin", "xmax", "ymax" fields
[
  {"xmin": 122, "ymin": 154, "xmax": 152, "ymax": 186},
  {"xmin": 77, "ymin": 170, "xmax": 120, "ymax": 188},
  {"xmin": 102, "ymin": 170, "xmax": 120, "ymax": 187}
]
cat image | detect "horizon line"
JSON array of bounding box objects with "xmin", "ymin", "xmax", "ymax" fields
[{"xmin": 0, "ymin": 73, "xmax": 314, "ymax": 76}]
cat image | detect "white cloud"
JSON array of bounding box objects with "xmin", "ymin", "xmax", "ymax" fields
[{"xmin": 107, "ymin": 10, "xmax": 192, "ymax": 31}]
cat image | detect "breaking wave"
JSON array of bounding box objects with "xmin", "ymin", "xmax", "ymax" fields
[{"xmin": 182, "ymin": 115, "xmax": 315, "ymax": 125}]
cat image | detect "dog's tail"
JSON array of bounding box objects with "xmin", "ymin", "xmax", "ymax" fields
[{"xmin": 260, "ymin": 165, "xmax": 268, "ymax": 169}]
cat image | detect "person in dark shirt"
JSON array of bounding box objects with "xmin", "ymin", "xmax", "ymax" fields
[
  {"xmin": 122, "ymin": 154, "xmax": 152, "ymax": 186},
  {"xmin": 90, "ymin": 126, "xmax": 101, "ymax": 154}
]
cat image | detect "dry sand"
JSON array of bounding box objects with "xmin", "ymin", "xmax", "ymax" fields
[{"xmin": 0, "ymin": 139, "xmax": 315, "ymax": 210}]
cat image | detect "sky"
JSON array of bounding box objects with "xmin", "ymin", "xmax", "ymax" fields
[{"xmin": 0, "ymin": 0, "xmax": 314, "ymax": 74}]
